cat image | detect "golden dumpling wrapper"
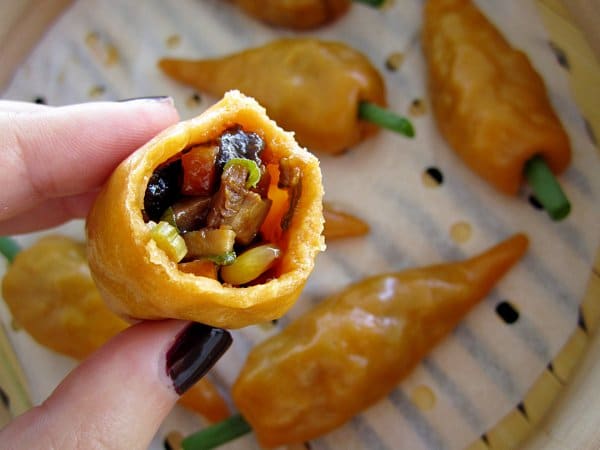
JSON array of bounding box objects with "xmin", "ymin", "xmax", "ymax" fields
[
  {"xmin": 422, "ymin": 0, "xmax": 571, "ymax": 195},
  {"xmin": 2, "ymin": 235, "xmax": 127, "ymax": 360},
  {"xmin": 159, "ymin": 38, "xmax": 386, "ymax": 155},
  {"xmin": 234, "ymin": 0, "xmax": 350, "ymax": 30},
  {"xmin": 86, "ymin": 91, "xmax": 325, "ymax": 329}
]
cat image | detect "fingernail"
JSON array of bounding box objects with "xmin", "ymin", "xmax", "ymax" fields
[
  {"xmin": 166, "ymin": 323, "xmax": 232, "ymax": 395},
  {"xmin": 118, "ymin": 96, "xmax": 174, "ymax": 105}
]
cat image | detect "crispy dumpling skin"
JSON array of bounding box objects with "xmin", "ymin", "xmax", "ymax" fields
[
  {"xmin": 233, "ymin": 234, "xmax": 529, "ymax": 447},
  {"xmin": 2, "ymin": 235, "xmax": 126, "ymax": 360},
  {"xmin": 234, "ymin": 0, "xmax": 350, "ymax": 30},
  {"xmin": 86, "ymin": 91, "xmax": 325, "ymax": 329},
  {"xmin": 422, "ymin": 0, "xmax": 571, "ymax": 195},
  {"xmin": 159, "ymin": 39, "xmax": 386, "ymax": 155}
]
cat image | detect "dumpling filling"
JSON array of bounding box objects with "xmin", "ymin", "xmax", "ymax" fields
[{"xmin": 143, "ymin": 125, "xmax": 300, "ymax": 286}]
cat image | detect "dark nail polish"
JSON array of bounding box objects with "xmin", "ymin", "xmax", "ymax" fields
[
  {"xmin": 117, "ymin": 95, "xmax": 172, "ymax": 103},
  {"xmin": 166, "ymin": 323, "xmax": 232, "ymax": 395}
]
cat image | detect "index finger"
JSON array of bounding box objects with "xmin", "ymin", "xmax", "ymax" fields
[{"xmin": 0, "ymin": 98, "xmax": 179, "ymax": 229}]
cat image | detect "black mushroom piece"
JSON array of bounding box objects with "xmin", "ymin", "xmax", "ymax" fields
[
  {"xmin": 217, "ymin": 126, "xmax": 265, "ymax": 169},
  {"xmin": 143, "ymin": 159, "xmax": 183, "ymax": 221}
]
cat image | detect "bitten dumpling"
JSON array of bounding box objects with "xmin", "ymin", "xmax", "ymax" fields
[{"xmin": 86, "ymin": 91, "xmax": 325, "ymax": 329}]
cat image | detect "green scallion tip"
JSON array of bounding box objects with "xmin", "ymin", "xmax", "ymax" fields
[
  {"xmin": 524, "ymin": 155, "xmax": 571, "ymax": 221},
  {"xmin": 182, "ymin": 414, "xmax": 252, "ymax": 450},
  {"xmin": 224, "ymin": 158, "xmax": 261, "ymax": 188},
  {"xmin": 0, "ymin": 237, "xmax": 21, "ymax": 263},
  {"xmin": 358, "ymin": 101, "xmax": 415, "ymax": 138}
]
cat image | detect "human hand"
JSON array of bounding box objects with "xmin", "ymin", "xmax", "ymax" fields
[
  {"xmin": 0, "ymin": 97, "xmax": 178, "ymax": 234},
  {"xmin": 1, "ymin": 320, "xmax": 232, "ymax": 450},
  {"xmin": 0, "ymin": 98, "xmax": 233, "ymax": 449}
]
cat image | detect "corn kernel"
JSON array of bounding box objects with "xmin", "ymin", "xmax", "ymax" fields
[{"xmin": 220, "ymin": 244, "xmax": 281, "ymax": 286}]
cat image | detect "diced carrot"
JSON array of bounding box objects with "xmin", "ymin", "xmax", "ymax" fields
[{"xmin": 260, "ymin": 164, "xmax": 289, "ymax": 244}]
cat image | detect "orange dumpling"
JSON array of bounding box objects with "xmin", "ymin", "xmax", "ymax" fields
[{"xmin": 86, "ymin": 91, "xmax": 325, "ymax": 329}]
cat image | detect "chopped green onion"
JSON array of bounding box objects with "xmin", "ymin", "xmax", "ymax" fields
[
  {"xmin": 524, "ymin": 155, "xmax": 571, "ymax": 221},
  {"xmin": 182, "ymin": 414, "xmax": 252, "ymax": 450},
  {"xmin": 224, "ymin": 158, "xmax": 261, "ymax": 188},
  {"xmin": 353, "ymin": 0, "xmax": 386, "ymax": 6},
  {"xmin": 149, "ymin": 221, "xmax": 187, "ymax": 262},
  {"xmin": 206, "ymin": 251, "xmax": 237, "ymax": 266},
  {"xmin": 0, "ymin": 236, "xmax": 21, "ymax": 263},
  {"xmin": 358, "ymin": 101, "xmax": 415, "ymax": 138}
]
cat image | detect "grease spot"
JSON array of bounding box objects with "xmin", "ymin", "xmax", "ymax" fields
[
  {"xmin": 450, "ymin": 221, "xmax": 472, "ymax": 243},
  {"xmin": 409, "ymin": 98, "xmax": 427, "ymax": 117},
  {"xmin": 410, "ymin": 385, "xmax": 436, "ymax": 411},
  {"xmin": 166, "ymin": 34, "xmax": 181, "ymax": 49},
  {"xmin": 185, "ymin": 92, "xmax": 202, "ymax": 108},
  {"xmin": 385, "ymin": 52, "xmax": 404, "ymax": 71},
  {"xmin": 85, "ymin": 31, "xmax": 119, "ymax": 67},
  {"xmin": 88, "ymin": 85, "xmax": 106, "ymax": 98}
]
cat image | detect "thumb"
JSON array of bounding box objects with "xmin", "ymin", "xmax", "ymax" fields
[{"xmin": 0, "ymin": 320, "xmax": 231, "ymax": 450}]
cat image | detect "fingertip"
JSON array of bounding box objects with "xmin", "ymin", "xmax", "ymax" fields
[
  {"xmin": 112, "ymin": 96, "xmax": 180, "ymax": 130},
  {"xmin": 74, "ymin": 97, "xmax": 180, "ymax": 148}
]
